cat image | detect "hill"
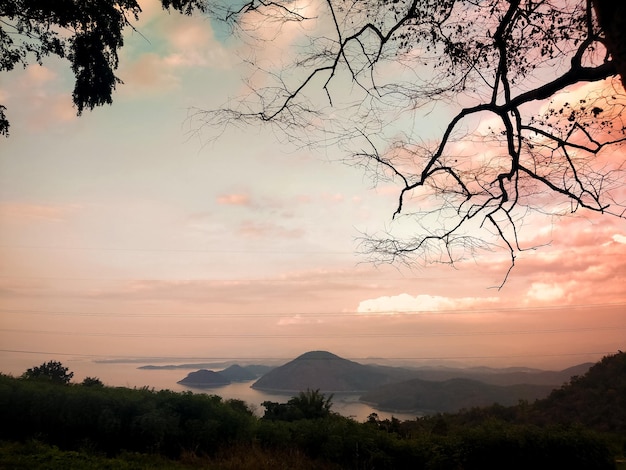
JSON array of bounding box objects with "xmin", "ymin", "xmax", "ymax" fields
[
  {"xmin": 360, "ymin": 377, "xmax": 554, "ymax": 413},
  {"xmin": 529, "ymin": 351, "xmax": 626, "ymax": 433},
  {"xmin": 177, "ymin": 369, "xmax": 230, "ymax": 387},
  {"xmin": 219, "ymin": 364, "xmax": 259, "ymax": 382},
  {"xmin": 372, "ymin": 362, "xmax": 594, "ymax": 386},
  {"xmin": 252, "ymin": 351, "xmax": 392, "ymax": 393}
]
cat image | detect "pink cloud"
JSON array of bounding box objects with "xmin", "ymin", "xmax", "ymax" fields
[
  {"xmin": 161, "ymin": 22, "xmax": 233, "ymax": 69},
  {"xmin": 0, "ymin": 202, "xmax": 80, "ymax": 223},
  {"xmin": 120, "ymin": 53, "xmax": 179, "ymax": 93},
  {"xmin": 216, "ymin": 193, "xmax": 252, "ymax": 206},
  {"xmin": 321, "ymin": 192, "xmax": 345, "ymax": 204},
  {"xmin": 24, "ymin": 65, "xmax": 56, "ymax": 85},
  {"xmin": 277, "ymin": 314, "xmax": 323, "ymax": 326},
  {"xmin": 2, "ymin": 65, "xmax": 77, "ymax": 130},
  {"xmin": 470, "ymin": 213, "xmax": 626, "ymax": 304},
  {"xmin": 237, "ymin": 220, "xmax": 304, "ymax": 239}
]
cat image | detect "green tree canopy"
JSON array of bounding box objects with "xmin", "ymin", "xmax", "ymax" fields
[{"xmin": 0, "ymin": 0, "xmax": 208, "ymax": 136}]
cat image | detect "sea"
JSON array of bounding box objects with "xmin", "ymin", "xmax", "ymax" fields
[{"xmin": 4, "ymin": 356, "xmax": 421, "ymax": 423}]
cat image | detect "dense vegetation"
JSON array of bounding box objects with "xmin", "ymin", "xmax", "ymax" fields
[{"xmin": 1, "ymin": 352, "xmax": 624, "ymax": 469}]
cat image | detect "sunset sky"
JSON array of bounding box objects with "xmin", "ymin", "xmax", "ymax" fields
[{"xmin": 1, "ymin": 0, "xmax": 625, "ymax": 378}]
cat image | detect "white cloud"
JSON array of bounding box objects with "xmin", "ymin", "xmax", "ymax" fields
[
  {"xmin": 612, "ymin": 234, "xmax": 626, "ymax": 244},
  {"xmin": 526, "ymin": 282, "xmax": 565, "ymax": 303},
  {"xmin": 356, "ymin": 293, "xmax": 499, "ymax": 314}
]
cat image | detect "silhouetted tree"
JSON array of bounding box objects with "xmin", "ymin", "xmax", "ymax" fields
[
  {"xmin": 0, "ymin": 0, "xmax": 208, "ymax": 136},
  {"xmin": 21, "ymin": 360, "xmax": 74, "ymax": 385},
  {"xmin": 262, "ymin": 389, "xmax": 333, "ymax": 421},
  {"xmin": 288, "ymin": 389, "xmax": 334, "ymax": 419},
  {"xmin": 81, "ymin": 376, "xmax": 104, "ymax": 387},
  {"xmin": 201, "ymin": 0, "xmax": 626, "ymax": 284}
]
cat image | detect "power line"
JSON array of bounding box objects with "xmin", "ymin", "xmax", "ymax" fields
[
  {"xmin": 0, "ymin": 245, "xmax": 356, "ymax": 255},
  {"xmin": 2, "ymin": 325, "xmax": 625, "ymax": 339},
  {"xmin": 1, "ymin": 301, "xmax": 625, "ymax": 317},
  {"xmin": 0, "ymin": 348, "xmax": 617, "ymax": 362},
  {"xmin": 0, "ymin": 274, "xmax": 450, "ymax": 282}
]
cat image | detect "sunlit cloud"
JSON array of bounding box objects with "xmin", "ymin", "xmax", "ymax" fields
[
  {"xmin": 613, "ymin": 234, "xmax": 626, "ymax": 244},
  {"xmin": 277, "ymin": 314, "xmax": 323, "ymax": 326},
  {"xmin": 162, "ymin": 21, "xmax": 230, "ymax": 68},
  {"xmin": 119, "ymin": 4, "xmax": 234, "ymax": 96},
  {"xmin": 1, "ymin": 64, "xmax": 77, "ymax": 130},
  {"xmin": 137, "ymin": 0, "xmax": 163, "ymax": 19},
  {"xmin": 237, "ymin": 220, "xmax": 304, "ymax": 239},
  {"xmin": 120, "ymin": 53, "xmax": 180, "ymax": 92},
  {"xmin": 25, "ymin": 65, "xmax": 57, "ymax": 85},
  {"xmin": 216, "ymin": 193, "xmax": 252, "ymax": 206},
  {"xmin": 356, "ymin": 293, "xmax": 500, "ymax": 314},
  {"xmin": 0, "ymin": 202, "xmax": 81, "ymax": 223},
  {"xmin": 321, "ymin": 192, "xmax": 345, "ymax": 204},
  {"xmin": 526, "ymin": 282, "xmax": 567, "ymax": 303}
]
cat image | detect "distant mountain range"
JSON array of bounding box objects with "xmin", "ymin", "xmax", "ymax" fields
[
  {"xmin": 373, "ymin": 363, "xmax": 594, "ymax": 387},
  {"xmin": 359, "ymin": 377, "xmax": 555, "ymax": 413},
  {"xmin": 174, "ymin": 350, "xmax": 594, "ymax": 413}
]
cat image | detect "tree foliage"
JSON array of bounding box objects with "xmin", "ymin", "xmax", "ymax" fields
[
  {"xmin": 21, "ymin": 360, "xmax": 74, "ymax": 384},
  {"xmin": 288, "ymin": 388, "xmax": 334, "ymax": 418},
  {"xmin": 262, "ymin": 388, "xmax": 334, "ymax": 421},
  {"xmin": 81, "ymin": 376, "xmax": 104, "ymax": 387},
  {"xmin": 202, "ymin": 0, "xmax": 626, "ymax": 284},
  {"xmin": 0, "ymin": 0, "xmax": 208, "ymax": 136}
]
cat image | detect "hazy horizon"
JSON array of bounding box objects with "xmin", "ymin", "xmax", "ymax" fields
[{"xmin": 0, "ymin": 347, "xmax": 612, "ymax": 382}]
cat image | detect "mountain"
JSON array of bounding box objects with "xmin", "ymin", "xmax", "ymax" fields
[
  {"xmin": 139, "ymin": 362, "xmax": 232, "ymax": 370},
  {"xmin": 219, "ymin": 364, "xmax": 259, "ymax": 382},
  {"xmin": 361, "ymin": 362, "xmax": 594, "ymax": 387},
  {"xmin": 242, "ymin": 364, "xmax": 275, "ymax": 377},
  {"xmin": 251, "ymin": 351, "xmax": 392, "ymax": 393},
  {"xmin": 360, "ymin": 377, "xmax": 555, "ymax": 413},
  {"xmin": 177, "ymin": 369, "xmax": 230, "ymax": 387}
]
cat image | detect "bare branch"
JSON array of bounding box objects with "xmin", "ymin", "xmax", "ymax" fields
[{"xmin": 200, "ymin": 0, "xmax": 626, "ymax": 284}]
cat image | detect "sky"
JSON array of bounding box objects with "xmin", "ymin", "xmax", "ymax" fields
[{"xmin": 1, "ymin": 0, "xmax": 625, "ymax": 377}]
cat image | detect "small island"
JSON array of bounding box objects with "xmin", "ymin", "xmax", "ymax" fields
[{"xmin": 177, "ymin": 369, "xmax": 230, "ymax": 387}]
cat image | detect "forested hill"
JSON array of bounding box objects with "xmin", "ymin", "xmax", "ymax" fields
[
  {"xmin": 529, "ymin": 351, "xmax": 626, "ymax": 433},
  {"xmin": 449, "ymin": 351, "xmax": 626, "ymax": 434}
]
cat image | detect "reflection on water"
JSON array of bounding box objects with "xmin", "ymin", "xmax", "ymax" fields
[{"xmin": 65, "ymin": 360, "xmax": 421, "ymax": 423}]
